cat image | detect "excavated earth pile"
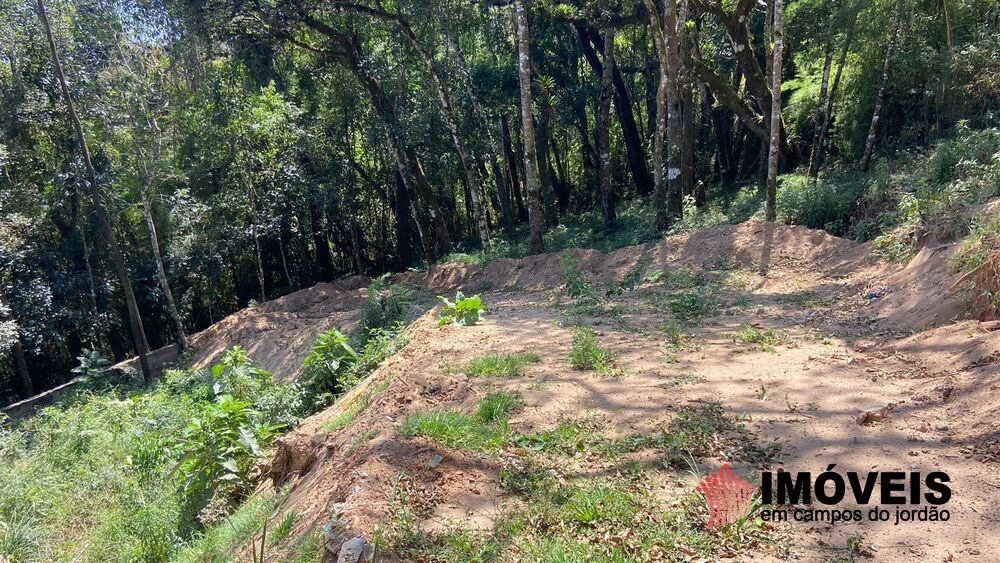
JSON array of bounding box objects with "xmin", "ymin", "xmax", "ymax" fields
[{"xmin": 192, "ymin": 221, "xmax": 997, "ymax": 561}]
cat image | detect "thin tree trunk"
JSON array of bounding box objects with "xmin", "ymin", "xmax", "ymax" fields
[
  {"xmin": 501, "ymin": 115, "xmax": 527, "ymax": 222},
  {"xmin": 278, "ymin": 230, "xmax": 293, "ymax": 289},
  {"xmin": 861, "ymin": 0, "xmax": 902, "ymax": 172},
  {"xmin": 141, "ymin": 117, "xmax": 187, "ymax": 350},
  {"xmin": 808, "ymin": 42, "xmax": 836, "ymax": 180},
  {"xmin": 252, "ymin": 221, "xmax": 266, "ymax": 303},
  {"xmin": 645, "ymin": 0, "xmax": 670, "ymax": 229},
  {"xmin": 678, "ymin": 0, "xmax": 695, "ymax": 200},
  {"xmin": 36, "ymin": 0, "xmax": 152, "ymax": 382},
  {"xmin": 765, "ymin": 0, "xmax": 784, "ymax": 222},
  {"xmin": 446, "ymin": 31, "xmax": 514, "ymax": 230},
  {"xmin": 515, "ymin": 0, "xmax": 545, "ymax": 254},
  {"xmin": 598, "ymin": 22, "xmax": 616, "ymax": 229},
  {"xmin": 576, "ymin": 25, "xmax": 654, "ymax": 197},
  {"xmin": 374, "ymin": 11, "xmax": 491, "ymax": 252},
  {"xmin": 141, "ymin": 190, "xmax": 187, "ymax": 349},
  {"xmin": 814, "ymin": 6, "xmax": 858, "ymax": 177}
]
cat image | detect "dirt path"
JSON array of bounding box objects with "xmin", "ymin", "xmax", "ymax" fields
[{"xmin": 261, "ymin": 223, "xmax": 999, "ymax": 561}]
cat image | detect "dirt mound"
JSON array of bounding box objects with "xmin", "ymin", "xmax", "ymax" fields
[
  {"xmin": 186, "ymin": 275, "xmax": 371, "ymax": 379},
  {"xmin": 398, "ymin": 221, "xmax": 869, "ymax": 295},
  {"xmin": 224, "ymin": 221, "xmax": 1000, "ymax": 560},
  {"xmin": 867, "ymin": 245, "xmax": 968, "ymax": 332}
]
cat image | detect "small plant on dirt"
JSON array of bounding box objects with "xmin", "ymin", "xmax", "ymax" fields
[
  {"xmin": 457, "ymin": 352, "xmax": 541, "ymax": 377},
  {"xmin": 359, "ymin": 275, "xmax": 415, "ymax": 342},
  {"xmin": 267, "ymin": 511, "xmax": 298, "ymax": 547},
  {"xmin": 668, "ymin": 402, "xmax": 780, "ymax": 465},
  {"xmin": 437, "ymin": 292, "xmax": 485, "ymax": 326},
  {"xmin": 401, "ymin": 392, "xmax": 521, "ymax": 452},
  {"xmin": 560, "ymin": 252, "xmax": 600, "ymax": 302},
  {"xmin": 734, "ymin": 324, "xmax": 789, "ymax": 352},
  {"xmin": 71, "ymin": 348, "xmax": 117, "ymax": 388},
  {"xmin": 568, "ymin": 326, "xmax": 617, "ymax": 375},
  {"xmin": 301, "ymin": 328, "xmax": 359, "ymax": 406}
]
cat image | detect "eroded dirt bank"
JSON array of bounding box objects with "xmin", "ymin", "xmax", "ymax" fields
[{"xmin": 200, "ymin": 222, "xmax": 998, "ymax": 561}]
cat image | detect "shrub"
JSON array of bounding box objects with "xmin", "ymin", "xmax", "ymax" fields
[
  {"xmin": 775, "ymin": 173, "xmax": 867, "ymax": 235},
  {"xmin": 437, "ymin": 292, "xmax": 485, "ymax": 326},
  {"xmin": 568, "ymin": 326, "xmax": 617, "ymax": 375},
  {"xmin": 359, "ymin": 275, "xmax": 414, "ymax": 342},
  {"xmin": 301, "ymin": 329, "xmax": 359, "ymax": 407},
  {"xmin": 177, "ymin": 394, "xmax": 283, "ymax": 523},
  {"xmin": 560, "ymin": 253, "xmax": 600, "ymax": 302}
]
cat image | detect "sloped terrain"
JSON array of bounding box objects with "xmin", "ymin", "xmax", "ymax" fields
[{"xmin": 191, "ymin": 221, "xmax": 997, "ymax": 561}]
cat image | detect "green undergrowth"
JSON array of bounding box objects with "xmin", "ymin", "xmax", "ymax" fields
[
  {"xmin": 379, "ymin": 459, "xmax": 783, "ymax": 562},
  {"xmin": 0, "ymin": 349, "xmax": 304, "ymax": 562},
  {"xmin": 448, "ymin": 351, "xmax": 542, "ymax": 378},
  {"xmin": 400, "ymin": 391, "xmax": 522, "ymax": 453},
  {"xmin": 568, "ymin": 326, "xmax": 619, "ymax": 376}
]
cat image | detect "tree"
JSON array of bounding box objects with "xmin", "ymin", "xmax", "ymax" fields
[
  {"xmin": 35, "ymin": 0, "xmax": 152, "ymax": 382},
  {"xmin": 597, "ymin": 16, "xmax": 616, "ymax": 229},
  {"xmin": 860, "ymin": 0, "xmax": 903, "ymax": 172},
  {"xmin": 515, "ymin": 0, "xmax": 545, "ymax": 254},
  {"xmin": 646, "ymin": 0, "xmax": 683, "ymax": 229},
  {"xmin": 765, "ymin": 0, "xmax": 784, "ymax": 223}
]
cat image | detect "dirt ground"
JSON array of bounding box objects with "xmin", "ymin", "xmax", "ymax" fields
[{"xmin": 215, "ymin": 221, "xmax": 998, "ymax": 561}]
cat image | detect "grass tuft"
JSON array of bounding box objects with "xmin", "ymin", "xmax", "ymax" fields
[
  {"xmin": 568, "ymin": 326, "xmax": 618, "ymax": 375},
  {"xmin": 458, "ymin": 352, "xmax": 541, "ymax": 378}
]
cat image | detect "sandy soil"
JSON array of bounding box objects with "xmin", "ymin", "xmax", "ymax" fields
[{"xmin": 212, "ymin": 221, "xmax": 997, "ymax": 561}]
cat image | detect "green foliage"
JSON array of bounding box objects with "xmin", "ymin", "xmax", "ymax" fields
[
  {"xmin": 401, "ymin": 392, "xmax": 521, "ymax": 452},
  {"xmin": 668, "ymin": 196, "xmax": 731, "ymax": 234},
  {"xmin": 568, "ymin": 326, "xmax": 617, "ymax": 375},
  {"xmin": 301, "ymin": 329, "xmax": 359, "ymax": 407},
  {"xmin": 775, "ymin": 173, "xmax": 868, "ymax": 235},
  {"xmin": 359, "ymin": 275, "xmax": 415, "ymax": 342},
  {"xmin": 954, "ymin": 208, "xmax": 1000, "ymax": 272},
  {"xmin": 733, "ymin": 325, "xmax": 789, "ymax": 353},
  {"xmin": 457, "ymin": 352, "xmax": 541, "ymax": 378},
  {"xmin": 0, "ymin": 348, "xmax": 301, "ymax": 561},
  {"xmin": 560, "ymin": 252, "xmax": 600, "ymax": 302},
  {"xmin": 437, "ymin": 292, "xmax": 486, "ymax": 326}
]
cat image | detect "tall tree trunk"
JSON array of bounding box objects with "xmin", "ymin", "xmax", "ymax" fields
[
  {"xmin": 808, "ymin": 41, "xmax": 836, "ymax": 180},
  {"xmin": 446, "ymin": 30, "xmax": 514, "ymax": 230},
  {"xmin": 679, "ymin": 0, "xmax": 695, "ymax": 200},
  {"xmin": 141, "ymin": 190, "xmax": 187, "ymax": 349},
  {"xmin": 646, "ymin": 0, "xmax": 669, "ymax": 229},
  {"xmin": 535, "ymin": 103, "xmax": 558, "ymax": 225},
  {"xmin": 501, "ymin": 115, "xmax": 527, "ymax": 222},
  {"xmin": 765, "ymin": 0, "xmax": 784, "ymax": 222},
  {"xmin": 597, "ymin": 22, "xmax": 616, "ymax": 229},
  {"xmin": 515, "ymin": 0, "xmax": 545, "ymax": 254},
  {"xmin": 861, "ymin": 0, "xmax": 902, "ymax": 172},
  {"xmin": 576, "ymin": 25, "xmax": 655, "ymax": 197},
  {"xmin": 299, "ymin": 16, "xmax": 450, "ymax": 259},
  {"xmin": 140, "ymin": 117, "xmax": 187, "ymax": 350},
  {"xmin": 36, "ymin": 0, "xmax": 152, "ymax": 382},
  {"xmin": 813, "ymin": 6, "xmax": 859, "ymax": 178},
  {"xmin": 369, "ymin": 10, "xmax": 491, "ymax": 252},
  {"xmin": 251, "ymin": 221, "xmax": 266, "ymax": 303}
]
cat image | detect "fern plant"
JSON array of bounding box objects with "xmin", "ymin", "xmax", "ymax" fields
[{"xmin": 437, "ymin": 292, "xmax": 485, "ymax": 326}]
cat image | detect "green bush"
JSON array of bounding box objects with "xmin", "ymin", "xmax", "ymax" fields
[
  {"xmin": 301, "ymin": 329, "xmax": 359, "ymax": 407},
  {"xmin": 775, "ymin": 173, "xmax": 868, "ymax": 235},
  {"xmin": 437, "ymin": 292, "xmax": 486, "ymax": 326},
  {"xmin": 358, "ymin": 275, "xmax": 414, "ymax": 343},
  {"xmin": 568, "ymin": 326, "xmax": 617, "ymax": 375}
]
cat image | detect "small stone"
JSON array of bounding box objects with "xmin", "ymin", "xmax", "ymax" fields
[
  {"xmin": 337, "ymin": 536, "xmax": 365, "ymax": 563},
  {"xmin": 429, "ymin": 454, "xmax": 444, "ymax": 468}
]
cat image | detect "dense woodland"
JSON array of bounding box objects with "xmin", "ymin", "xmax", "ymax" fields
[{"xmin": 1, "ymin": 0, "xmax": 997, "ymax": 401}]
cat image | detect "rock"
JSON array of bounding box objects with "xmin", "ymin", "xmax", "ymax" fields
[
  {"xmin": 337, "ymin": 536, "xmax": 366, "ymax": 563},
  {"xmin": 429, "ymin": 454, "xmax": 444, "ymax": 468},
  {"xmin": 856, "ymin": 404, "xmax": 892, "ymax": 425}
]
